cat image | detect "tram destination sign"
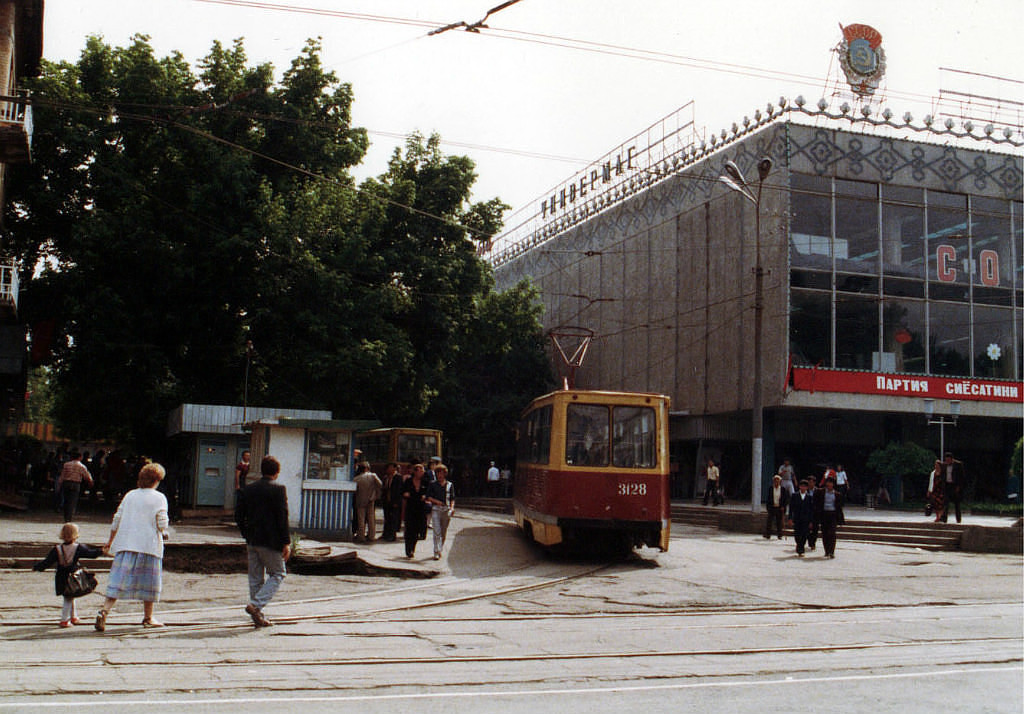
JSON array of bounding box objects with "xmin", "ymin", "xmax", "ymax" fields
[{"xmin": 791, "ymin": 367, "xmax": 1022, "ymax": 403}]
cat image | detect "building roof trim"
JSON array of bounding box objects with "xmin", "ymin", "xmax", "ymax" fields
[{"xmin": 487, "ymin": 96, "xmax": 1023, "ymax": 269}]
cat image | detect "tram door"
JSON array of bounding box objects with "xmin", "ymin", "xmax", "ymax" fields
[{"xmin": 196, "ymin": 439, "xmax": 228, "ymax": 506}]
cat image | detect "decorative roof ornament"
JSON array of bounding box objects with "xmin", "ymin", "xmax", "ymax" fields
[{"xmin": 838, "ymin": 23, "xmax": 886, "ymax": 97}]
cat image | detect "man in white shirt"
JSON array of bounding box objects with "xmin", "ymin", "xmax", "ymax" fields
[{"xmin": 487, "ymin": 461, "xmax": 500, "ymax": 497}]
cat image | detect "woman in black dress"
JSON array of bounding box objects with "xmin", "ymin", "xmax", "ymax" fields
[{"xmin": 401, "ymin": 463, "xmax": 429, "ymax": 558}]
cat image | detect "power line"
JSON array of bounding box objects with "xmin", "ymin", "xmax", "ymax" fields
[{"xmin": 191, "ymin": 0, "xmax": 944, "ymax": 107}]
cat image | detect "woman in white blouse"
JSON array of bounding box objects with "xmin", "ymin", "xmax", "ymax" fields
[{"xmin": 94, "ymin": 462, "xmax": 170, "ymax": 631}]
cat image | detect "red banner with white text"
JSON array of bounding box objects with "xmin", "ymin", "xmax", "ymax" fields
[{"xmin": 791, "ymin": 367, "xmax": 1023, "ymax": 404}]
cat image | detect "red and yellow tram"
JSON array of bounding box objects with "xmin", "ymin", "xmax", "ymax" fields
[{"xmin": 513, "ymin": 389, "xmax": 671, "ymax": 553}]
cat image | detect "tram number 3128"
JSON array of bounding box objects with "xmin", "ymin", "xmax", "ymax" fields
[{"xmin": 617, "ymin": 482, "xmax": 647, "ymax": 496}]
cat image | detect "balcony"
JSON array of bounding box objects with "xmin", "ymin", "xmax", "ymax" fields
[
  {"xmin": 0, "ymin": 95, "xmax": 32, "ymax": 164},
  {"xmin": 0, "ymin": 262, "xmax": 19, "ymax": 319}
]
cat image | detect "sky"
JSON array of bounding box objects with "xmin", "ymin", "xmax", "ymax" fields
[{"xmin": 42, "ymin": 0, "xmax": 1023, "ymax": 234}]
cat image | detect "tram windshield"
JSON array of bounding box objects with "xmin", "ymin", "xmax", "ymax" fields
[{"xmin": 565, "ymin": 404, "xmax": 657, "ymax": 468}]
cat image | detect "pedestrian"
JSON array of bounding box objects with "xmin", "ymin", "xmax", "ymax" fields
[
  {"xmin": 58, "ymin": 450, "xmax": 94, "ymax": 523},
  {"xmin": 763, "ymin": 474, "xmax": 790, "ymax": 539},
  {"xmin": 234, "ymin": 450, "xmax": 251, "ymax": 495},
  {"xmin": 33, "ymin": 523, "xmax": 102, "ymax": 627},
  {"xmin": 777, "ymin": 458, "xmax": 797, "ymax": 497},
  {"xmin": 236, "ymin": 455, "xmax": 291, "ymax": 628},
  {"xmin": 380, "ymin": 462, "xmax": 402, "ymax": 542},
  {"xmin": 813, "ymin": 476, "xmax": 845, "ymax": 559},
  {"xmin": 875, "ymin": 476, "xmax": 892, "ymax": 506},
  {"xmin": 703, "ymin": 456, "xmax": 722, "ymax": 506},
  {"xmin": 940, "ymin": 452, "xmax": 966, "ymax": 524},
  {"xmin": 486, "ymin": 461, "xmax": 500, "ymax": 497},
  {"xmin": 353, "ymin": 461, "xmax": 382, "ymax": 543},
  {"xmin": 835, "ymin": 463, "xmax": 850, "ymax": 500},
  {"xmin": 787, "ymin": 479, "xmax": 815, "ymax": 557},
  {"xmin": 401, "ymin": 462, "xmax": 429, "ymax": 558},
  {"xmin": 94, "ymin": 462, "xmax": 170, "ymax": 631},
  {"xmin": 103, "ymin": 450, "xmax": 128, "ymax": 511},
  {"xmin": 927, "ymin": 459, "xmax": 945, "ymax": 522},
  {"xmin": 425, "ymin": 464, "xmax": 455, "ymax": 560},
  {"xmin": 426, "ymin": 455, "xmax": 441, "ymax": 484},
  {"xmin": 819, "ymin": 464, "xmax": 837, "ymax": 488}
]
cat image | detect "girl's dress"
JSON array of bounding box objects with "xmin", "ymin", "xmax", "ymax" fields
[{"xmin": 34, "ymin": 542, "xmax": 102, "ymax": 624}]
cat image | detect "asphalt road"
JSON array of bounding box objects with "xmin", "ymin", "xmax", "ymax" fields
[{"xmin": 1, "ymin": 510, "xmax": 1021, "ymax": 713}]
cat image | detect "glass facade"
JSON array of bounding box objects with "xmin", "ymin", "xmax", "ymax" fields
[{"xmin": 789, "ymin": 173, "xmax": 1021, "ymax": 379}]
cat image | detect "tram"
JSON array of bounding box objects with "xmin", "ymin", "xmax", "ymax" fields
[
  {"xmin": 513, "ymin": 389, "xmax": 671, "ymax": 553},
  {"xmin": 354, "ymin": 427, "xmax": 442, "ymax": 474}
]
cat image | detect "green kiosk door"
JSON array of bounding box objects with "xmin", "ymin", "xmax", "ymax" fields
[{"xmin": 197, "ymin": 439, "xmax": 228, "ymax": 506}]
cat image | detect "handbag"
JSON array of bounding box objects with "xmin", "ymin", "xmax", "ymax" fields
[
  {"xmin": 57, "ymin": 543, "xmax": 98, "ymax": 598},
  {"xmin": 64, "ymin": 566, "xmax": 98, "ymax": 598}
]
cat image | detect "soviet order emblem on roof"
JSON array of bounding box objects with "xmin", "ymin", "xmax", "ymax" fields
[{"xmin": 838, "ymin": 23, "xmax": 886, "ymax": 97}]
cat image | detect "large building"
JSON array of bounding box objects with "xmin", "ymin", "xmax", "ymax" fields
[{"xmin": 491, "ymin": 97, "xmax": 1022, "ymax": 504}]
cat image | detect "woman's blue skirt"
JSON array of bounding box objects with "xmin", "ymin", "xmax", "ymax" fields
[{"xmin": 105, "ymin": 551, "xmax": 163, "ymax": 602}]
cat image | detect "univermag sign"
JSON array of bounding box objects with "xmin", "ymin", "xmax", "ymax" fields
[{"xmin": 791, "ymin": 367, "xmax": 1022, "ymax": 404}]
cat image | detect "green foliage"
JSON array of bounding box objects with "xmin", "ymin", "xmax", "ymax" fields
[
  {"xmin": 5, "ymin": 36, "xmax": 550, "ymax": 458},
  {"xmin": 24, "ymin": 367, "xmax": 54, "ymax": 423},
  {"xmin": 425, "ymin": 280, "xmax": 555, "ymax": 460},
  {"xmin": 866, "ymin": 441, "xmax": 936, "ymax": 478}
]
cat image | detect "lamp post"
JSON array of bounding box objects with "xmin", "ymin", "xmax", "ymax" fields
[
  {"xmin": 243, "ymin": 340, "xmax": 254, "ymax": 426},
  {"xmin": 923, "ymin": 398, "xmax": 961, "ymax": 457},
  {"xmin": 720, "ymin": 157, "xmax": 772, "ymax": 514}
]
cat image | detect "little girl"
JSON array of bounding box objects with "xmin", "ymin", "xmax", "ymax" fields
[{"xmin": 33, "ymin": 523, "xmax": 102, "ymax": 627}]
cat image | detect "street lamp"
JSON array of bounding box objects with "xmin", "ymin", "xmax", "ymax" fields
[
  {"xmin": 923, "ymin": 398, "xmax": 961, "ymax": 457},
  {"xmin": 720, "ymin": 157, "xmax": 772, "ymax": 514},
  {"xmin": 243, "ymin": 340, "xmax": 255, "ymax": 425}
]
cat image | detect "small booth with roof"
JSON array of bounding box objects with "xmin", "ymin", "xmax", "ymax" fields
[{"xmin": 246, "ymin": 417, "xmax": 381, "ymax": 540}]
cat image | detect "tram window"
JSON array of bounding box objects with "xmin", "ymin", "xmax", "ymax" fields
[
  {"xmin": 612, "ymin": 406, "xmax": 657, "ymax": 468},
  {"xmin": 517, "ymin": 405, "xmax": 552, "ymax": 464},
  {"xmin": 397, "ymin": 433, "xmax": 438, "ymax": 465},
  {"xmin": 356, "ymin": 434, "xmax": 389, "ymax": 464},
  {"xmin": 565, "ymin": 404, "xmax": 609, "ymax": 467}
]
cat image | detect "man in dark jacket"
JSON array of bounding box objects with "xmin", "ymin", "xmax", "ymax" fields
[
  {"xmin": 940, "ymin": 452, "xmax": 967, "ymax": 524},
  {"xmin": 813, "ymin": 476, "xmax": 846, "ymax": 559},
  {"xmin": 787, "ymin": 479, "xmax": 815, "ymax": 556},
  {"xmin": 235, "ymin": 455, "xmax": 290, "ymax": 627}
]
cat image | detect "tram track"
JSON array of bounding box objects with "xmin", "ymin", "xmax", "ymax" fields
[{"xmin": 0, "ymin": 633, "xmax": 1019, "ymax": 670}]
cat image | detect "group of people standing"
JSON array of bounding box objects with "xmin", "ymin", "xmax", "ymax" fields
[
  {"xmin": 52, "ymin": 448, "xmax": 135, "ymax": 522},
  {"xmin": 352, "ymin": 457, "xmax": 457, "ymax": 561},
  {"xmin": 765, "ymin": 459, "xmax": 848, "ymax": 558},
  {"xmin": 774, "ymin": 474, "xmax": 846, "ymax": 559},
  {"xmin": 390, "ymin": 460, "xmax": 456, "ymax": 560}
]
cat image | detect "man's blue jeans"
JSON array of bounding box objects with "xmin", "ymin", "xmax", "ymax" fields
[{"xmin": 247, "ymin": 545, "xmax": 286, "ymax": 610}]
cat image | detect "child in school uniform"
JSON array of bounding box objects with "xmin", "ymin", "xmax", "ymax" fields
[{"xmin": 33, "ymin": 523, "xmax": 102, "ymax": 627}]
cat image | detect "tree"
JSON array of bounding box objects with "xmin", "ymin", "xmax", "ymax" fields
[
  {"xmin": 5, "ymin": 36, "xmax": 551, "ymax": 457},
  {"xmin": 6, "ymin": 35, "xmax": 369, "ymax": 448},
  {"xmin": 425, "ymin": 280, "xmax": 555, "ymax": 462},
  {"xmin": 866, "ymin": 441, "xmax": 936, "ymax": 503}
]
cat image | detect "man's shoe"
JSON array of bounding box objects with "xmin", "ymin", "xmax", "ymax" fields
[{"xmin": 245, "ymin": 603, "xmax": 271, "ymax": 628}]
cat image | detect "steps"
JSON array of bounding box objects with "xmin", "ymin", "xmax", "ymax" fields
[{"xmin": 671, "ymin": 503, "xmax": 964, "ymax": 550}]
